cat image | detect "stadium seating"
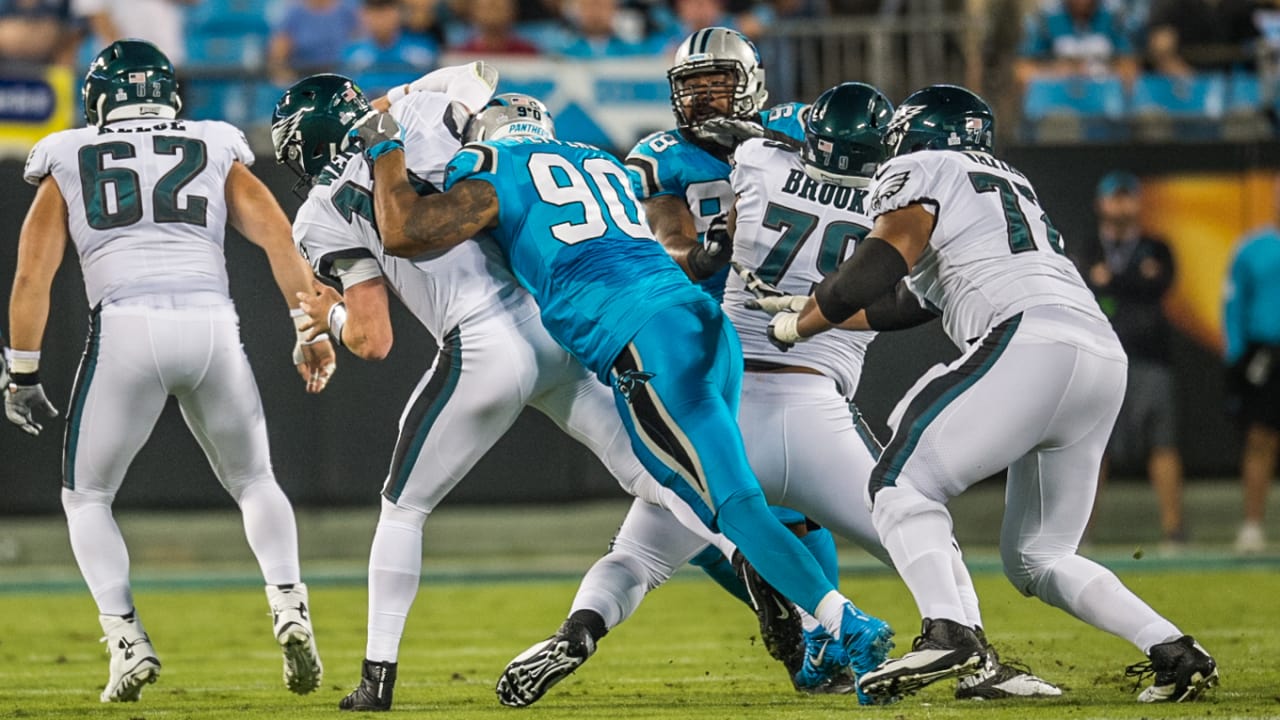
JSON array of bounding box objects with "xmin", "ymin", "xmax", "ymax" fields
[
  {"xmin": 1130, "ymin": 73, "xmax": 1226, "ymax": 141},
  {"xmin": 1021, "ymin": 76, "xmax": 1128, "ymax": 143}
]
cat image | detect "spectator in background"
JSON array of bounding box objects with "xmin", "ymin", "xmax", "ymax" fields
[
  {"xmin": 548, "ymin": 0, "xmax": 649, "ymax": 57},
  {"xmin": 403, "ymin": 0, "xmax": 447, "ymax": 47},
  {"xmin": 453, "ymin": 0, "xmax": 540, "ymax": 54},
  {"xmin": 0, "ymin": 0, "xmax": 80, "ymax": 68},
  {"xmin": 342, "ymin": 0, "xmax": 438, "ymax": 97},
  {"xmin": 1224, "ymin": 200, "xmax": 1280, "ymax": 554},
  {"xmin": 73, "ymin": 0, "xmax": 190, "ymax": 64},
  {"xmin": 268, "ymin": 0, "xmax": 359, "ymax": 86},
  {"xmin": 1077, "ymin": 171, "xmax": 1187, "ymax": 550},
  {"xmin": 1015, "ymin": 0, "xmax": 1138, "ymax": 90},
  {"xmin": 648, "ymin": 0, "xmax": 769, "ymax": 52},
  {"xmin": 1146, "ymin": 0, "xmax": 1259, "ymax": 75}
]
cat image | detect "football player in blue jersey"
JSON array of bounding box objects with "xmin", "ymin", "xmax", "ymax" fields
[
  {"xmin": 624, "ymin": 25, "xmax": 842, "ymax": 679},
  {"xmin": 355, "ymin": 94, "xmax": 894, "ymax": 700}
]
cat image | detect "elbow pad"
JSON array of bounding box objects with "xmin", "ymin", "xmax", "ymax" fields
[{"xmin": 814, "ymin": 236, "xmax": 909, "ymax": 324}]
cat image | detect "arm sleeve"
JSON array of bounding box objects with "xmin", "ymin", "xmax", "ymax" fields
[{"xmin": 864, "ymin": 279, "xmax": 940, "ymax": 330}]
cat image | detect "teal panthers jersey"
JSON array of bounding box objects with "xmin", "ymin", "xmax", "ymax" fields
[
  {"xmin": 624, "ymin": 103, "xmax": 807, "ymax": 300},
  {"xmin": 445, "ymin": 136, "xmax": 708, "ymax": 381}
]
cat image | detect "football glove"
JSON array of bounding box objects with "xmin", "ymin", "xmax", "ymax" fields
[
  {"xmin": 687, "ymin": 214, "xmax": 733, "ymax": 279},
  {"xmin": 766, "ymin": 313, "xmax": 805, "ymax": 353},
  {"xmin": 734, "ymin": 263, "xmax": 810, "ymax": 314},
  {"xmin": 6, "ymin": 377, "xmax": 58, "ymax": 436},
  {"xmin": 350, "ymin": 111, "xmax": 404, "ymax": 163},
  {"xmin": 692, "ymin": 117, "xmax": 767, "ymax": 149}
]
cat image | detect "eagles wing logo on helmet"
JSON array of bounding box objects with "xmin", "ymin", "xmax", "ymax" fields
[{"xmin": 887, "ymin": 104, "xmax": 925, "ymax": 135}]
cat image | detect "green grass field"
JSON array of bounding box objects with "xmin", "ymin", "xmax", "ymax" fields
[{"xmin": 1, "ymin": 567, "xmax": 1275, "ymax": 720}]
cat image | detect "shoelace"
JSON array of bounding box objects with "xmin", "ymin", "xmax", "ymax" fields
[{"xmin": 1122, "ymin": 660, "xmax": 1156, "ymax": 692}]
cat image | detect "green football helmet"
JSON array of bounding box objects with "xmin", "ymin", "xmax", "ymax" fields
[
  {"xmin": 884, "ymin": 84, "xmax": 995, "ymax": 157},
  {"xmin": 82, "ymin": 39, "xmax": 182, "ymax": 127},
  {"xmin": 271, "ymin": 74, "xmax": 372, "ymax": 191},
  {"xmin": 801, "ymin": 82, "xmax": 893, "ymax": 188}
]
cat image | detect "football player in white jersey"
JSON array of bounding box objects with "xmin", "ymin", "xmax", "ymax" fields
[
  {"xmin": 753, "ymin": 84, "xmax": 1218, "ymax": 704},
  {"xmin": 271, "ymin": 71, "xmax": 734, "ymax": 712},
  {"xmin": 500, "ymin": 82, "xmax": 1058, "ymax": 705},
  {"xmin": 5, "ymin": 40, "xmax": 330, "ymax": 702}
]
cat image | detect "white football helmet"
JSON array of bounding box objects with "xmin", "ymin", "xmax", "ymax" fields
[{"xmin": 668, "ymin": 27, "xmax": 767, "ymax": 130}]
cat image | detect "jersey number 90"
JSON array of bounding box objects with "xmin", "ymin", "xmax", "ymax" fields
[{"xmin": 529, "ymin": 153, "xmax": 650, "ymax": 244}]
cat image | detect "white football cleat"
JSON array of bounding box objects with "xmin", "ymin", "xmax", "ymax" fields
[
  {"xmin": 98, "ymin": 613, "xmax": 161, "ymax": 702},
  {"xmin": 266, "ymin": 583, "xmax": 323, "ymax": 694}
]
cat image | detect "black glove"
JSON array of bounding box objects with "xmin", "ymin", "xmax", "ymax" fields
[
  {"xmin": 687, "ymin": 214, "xmax": 733, "ymax": 280},
  {"xmin": 349, "ymin": 111, "xmax": 404, "ymax": 164},
  {"xmin": 691, "ymin": 117, "xmax": 768, "ymax": 149}
]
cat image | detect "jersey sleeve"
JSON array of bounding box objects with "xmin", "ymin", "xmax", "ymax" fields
[
  {"xmin": 761, "ymin": 102, "xmax": 807, "ymax": 141},
  {"xmin": 729, "ymin": 138, "xmax": 773, "ymax": 194},
  {"xmin": 867, "ymin": 153, "xmax": 944, "ymax": 218},
  {"xmin": 293, "ymin": 196, "xmax": 376, "ymax": 281},
  {"xmin": 443, "ymin": 143, "xmax": 498, "ymax": 190},
  {"xmin": 206, "ymin": 120, "xmax": 255, "ymax": 166},
  {"xmin": 624, "ymin": 131, "xmax": 683, "ymax": 200},
  {"xmin": 23, "ymin": 135, "xmax": 57, "ymax": 185},
  {"xmin": 392, "ymin": 90, "xmax": 466, "ymax": 190},
  {"xmin": 330, "ymin": 257, "xmax": 383, "ymax": 289}
]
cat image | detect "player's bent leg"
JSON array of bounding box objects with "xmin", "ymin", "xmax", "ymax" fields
[
  {"xmin": 497, "ymin": 498, "xmax": 711, "ymax": 706},
  {"xmin": 98, "ymin": 613, "xmax": 160, "ymax": 703}
]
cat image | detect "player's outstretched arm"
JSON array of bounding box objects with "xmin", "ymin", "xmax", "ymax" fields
[
  {"xmin": 6, "ymin": 175, "xmax": 67, "ymax": 435},
  {"xmin": 296, "ymin": 277, "xmax": 393, "ymax": 361},
  {"xmin": 366, "ymin": 140, "xmax": 499, "ymax": 257},
  {"xmin": 225, "ymin": 161, "xmax": 335, "ymax": 393}
]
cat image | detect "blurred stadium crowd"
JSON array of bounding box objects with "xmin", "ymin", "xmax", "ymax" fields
[{"xmin": 3, "ymin": 0, "xmax": 1278, "ymax": 143}]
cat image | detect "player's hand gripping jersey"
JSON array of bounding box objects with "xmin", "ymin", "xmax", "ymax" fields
[
  {"xmin": 725, "ymin": 138, "xmax": 875, "ymax": 398},
  {"xmin": 625, "ymin": 103, "xmax": 806, "ymax": 299},
  {"xmin": 446, "ymin": 137, "xmax": 708, "ymax": 381},
  {"xmin": 292, "ymin": 91, "xmax": 526, "ymax": 339},
  {"xmin": 24, "ymin": 118, "xmax": 252, "ymax": 307},
  {"xmin": 867, "ymin": 149, "xmax": 1107, "ymax": 347}
]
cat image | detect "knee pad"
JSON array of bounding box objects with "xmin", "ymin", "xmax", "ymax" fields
[
  {"xmin": 1001, "ymin": 545, "xmax": 1108, "ymax": 600},
  {"xmin": 870, "ymin": 484, "xmax": 951, "ymax": 539},
  {"xmin": 221, "ymin": 473, "xmax": 277, "ymax": 504},
  {"xmin": 60, "ymin": 486, "xmax": 115, "ymax": 515},
  {"xmin": 610, "ymin": 532, "xmax": 681, "ymax": 590},
  {"xmin": 378, "ymin": 497, "xmax": 429, "ymax": 531}
]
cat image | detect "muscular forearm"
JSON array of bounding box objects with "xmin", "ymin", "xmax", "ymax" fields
[
  {"xmin": 642, "ymin": 195, "xmax": 701, "ymax": 279},
  {"xmin": 8, "ymin": 275, "xmax": 52, "ymax": 351}
]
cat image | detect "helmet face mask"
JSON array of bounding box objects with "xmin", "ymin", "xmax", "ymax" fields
[
  {"xmin": 82, "ymin": 40, "xmax": 182, "ymax": 127},
  {"xmin": 271, "ymin": 74, "xmax": 371, "ymax": 194},
  {"xmin": 801, "ymin": 82, "xmax": 893, "ymax": 188},
  {"xmin": 463, "ymin": 93, "xmax": 555, "ymax": 143},
  {"xmin": 668, "ymin": 27, "xmax": 767, "ymax": 131},
  {"xmin": 884, "ymin": 84, "xmax": 995, "ymax": 157}
]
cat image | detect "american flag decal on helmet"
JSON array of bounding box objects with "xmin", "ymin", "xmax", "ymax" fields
[
  {"xmin": 817, "ymin": 139, "xmax": 833, "ymax": 154},
  {"xmin": 127, "ymin": 72, "xmax": 146, "ymax": 83}
]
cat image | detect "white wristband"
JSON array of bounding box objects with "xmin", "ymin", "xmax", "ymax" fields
[
  {"xmin": 9, "ymin": 349, "xmax": 40, "ymax": 375},
  {"xmin": 327, "ymin": 302, "xmax": 348, "ymax": 348},
  {"xmin": 292, "ymin": 307, "xmax": 329, "ymax": 346}
]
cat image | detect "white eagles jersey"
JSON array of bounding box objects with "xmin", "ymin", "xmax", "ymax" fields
[
  {"xmin": 292, "ymin": 90, "xmax": 525, "ymax": 340},
  {"xmin": 724, "ymin": 138, "xmax": 875, "ymax": 398},
  {"xmin": 24, "ymin": 118, "xmax": 250, "ymax": 308},
  {"xmin": 867, "ymin": 149, "xmax": 1106, "ymax": 348}
]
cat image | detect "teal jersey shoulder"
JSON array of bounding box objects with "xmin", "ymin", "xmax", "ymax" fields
[
  {"xmin": 623, "ymin": 103, "xmax": 807, "ymax": 300},
  {"xmin": 445, "ymin": 136, "xmax": 705, "ymax": 379}
]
